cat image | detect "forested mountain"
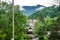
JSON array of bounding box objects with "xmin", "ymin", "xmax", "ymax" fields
[
  {"xmin": 29, "ymin": 5, "xmax": 60, "ymax": 19},
  {"xmin": 30, "ymin": 4, "xmax": 60, "ymax": 40},
  {"xmin": 28, "ymin": 4, "xmax": 60, "ymax": 40},
  {"xmin": 22, "ymin": 5, "xmax": 45, "ymax": 16},
  {"xmin": 0, "ymin": 1, "xmax": 60, "ymax": 40}
]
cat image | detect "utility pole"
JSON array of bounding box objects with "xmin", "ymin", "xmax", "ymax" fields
[
  {"xmin": 0, "ymin": 0, "xmax": 1, "ymax": 9},
  {"xmin": 12, "ymin": 0, "xmax": 14, "ymax": 40}
]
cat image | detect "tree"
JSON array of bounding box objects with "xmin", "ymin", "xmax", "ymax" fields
[{"xmin": 0, "ymin": 2, "xmax": 28, "ymax": 40}]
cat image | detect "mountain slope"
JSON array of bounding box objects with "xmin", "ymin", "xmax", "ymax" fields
[
  {"xmin": 29, "ymin": 5, "xmax": 60, "ymax": 19},
  {"xmin": 21, "ymin": 5, "xmax": 45, "ymax": 16}
]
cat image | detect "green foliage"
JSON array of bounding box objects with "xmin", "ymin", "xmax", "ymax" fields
[
  {"xmin": 29, "ymin": 4, "xmax": 60, "ymax": 40},
  {"xmin": 29, "ymin": 5, "xmax": 60, "ymax": 19},
  {"xmin": 44, "ymin": 16, "xmax": 53, "ymax": 26},
  {"xmin": 0, "ymin": 29, "xmax": 6, "ymax": 40},
  {"xmin": 0, "ymin": 2, "xmax": 28, "ymax": 40},
  {"xmin": 34, "ymin": 21, "xmax": 46, "ymax": 40},
  {"xmin": 44, "ymin": 16, "xmax": 53, "ymax": 31},
  {"xmin": 55, "ymin": 16, "xmax": 60, "ymax": 30},
  {"xmin": 34, "ymin": 16, "xmax": 60, "ymax": 40}
]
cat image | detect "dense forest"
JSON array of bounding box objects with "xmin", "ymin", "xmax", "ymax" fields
[
  {"xmin": 29, "ymin": 4, "xmax": 60, "ymax": 40},
  {"xmin": 29, "ymin": 5, "xmax": 60, "ymax": 19},
  {"xmin": 0, "ymin": 1, "xmax": 60, "ymax": 40},
  {"xmin": 0, "ymin": 2, "xmax": 28, "ymax": 40}
]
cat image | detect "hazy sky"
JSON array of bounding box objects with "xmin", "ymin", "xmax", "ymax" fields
[
  {"xmin": 2, "ymin": 0, "xmax": 60, "ymax": 16},
  {"xmin": 2, "ymin": 0, "xmax": 60, "ymax": 7}
]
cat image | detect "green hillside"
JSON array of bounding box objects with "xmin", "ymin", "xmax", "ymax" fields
[
  {"xmin": 29, "ymin": 5, "xmax": 60, "ymax": 19},
  {"xmin": 29, "ymin": 5, "xmax": 60, "ymax": 40}
]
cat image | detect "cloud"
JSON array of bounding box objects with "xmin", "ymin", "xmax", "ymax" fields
[
  {"xmin": 2, "ymin": 0, "xmax": 60, "ymax": 7},
  {"xmin": 36, "ymin": 7, "xmax": 44, "ymax": 11},
  {"xmin": 20, "ymin": 6, "xmax": 25, "ymax": 11},
  {"xmin": 14, "ymin": 0, "xmax": 60, "ymax": 7},
  {"xmin": 14, "ymin": 0, "xmax": 52, "ymax": 6}
]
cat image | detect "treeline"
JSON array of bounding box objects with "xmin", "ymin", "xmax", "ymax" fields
[
  {"xmin": 29, "ymin": 5, "xmax": 60, "ymax": 19},
  {"xmin": 0, "ymin": 2, "xmax": 28, "ymax": 40},
  {"xmin": 29, "ymin": 5, "xmax": 60, "ymax": 40}
]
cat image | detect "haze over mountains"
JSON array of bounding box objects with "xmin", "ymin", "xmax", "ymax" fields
[{"xmin": 21, "ymin": 5, "xmax": 45, "ymax": 16}]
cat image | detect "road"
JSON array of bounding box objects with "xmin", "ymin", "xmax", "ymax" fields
[{"xmin": 27, "ymin": 19, "xmax": 38, "ymax": 40}]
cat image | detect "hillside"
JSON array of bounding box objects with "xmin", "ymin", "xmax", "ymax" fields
[
  {"xmin": 29, "ymin": 5, "xmax": 60, "ymax": 19},
  {"xmin": 21, "ymin": 5, "xmax": 45, "ymax": 16}
]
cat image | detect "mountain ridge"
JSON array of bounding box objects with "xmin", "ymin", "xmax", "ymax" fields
[
  {"xmin": 29, "ymin": 5, "xmax": 60, "ymax": 19},
  {"xmin": 21, "ymin": 4, "xmax": 45, "ymax": 16}
]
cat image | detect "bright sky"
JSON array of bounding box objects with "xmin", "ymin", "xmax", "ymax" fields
[{"xmin": 2, "ymin": 0, "xmax": 60, "ymax": 7}]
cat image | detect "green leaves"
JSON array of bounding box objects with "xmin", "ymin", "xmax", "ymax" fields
[
  {"xmin": 44, "ymin": 16, "xmax": 53, "ymax": 27},
  {"xmin": 0, "ymin": 2, "xmax": 28, "ymax": 40},
  {"xmin": 0, "ymin": 29, "xmax": 7, "ymax": 40},
  {"xmin": 29, "ymin": 5, "xmax": 60, "ymax": 19}
]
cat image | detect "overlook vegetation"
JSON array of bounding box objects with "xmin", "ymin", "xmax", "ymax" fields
[
  {"xmin": 29, "ymin": 5, "xmax": 60, "ymax": 40},
  {"xmin": 0, "ymin": 2, "xmax": 28, "ymax": 40},
  {"xmin": 0, "ymin": 1, "xmax": 60, "ymax": 40},
  {"xmin": 29, "ymin": 5, "xmax": 60, "ymax": 19}
]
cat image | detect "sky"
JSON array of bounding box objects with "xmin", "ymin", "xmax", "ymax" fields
[
  {"xmin": 2, "ymin": 0, "xmax": 60, "ymax": 16},
  {"xmin": 2, "ymin": 0, "xmax": 60, "ymax": 7}
]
